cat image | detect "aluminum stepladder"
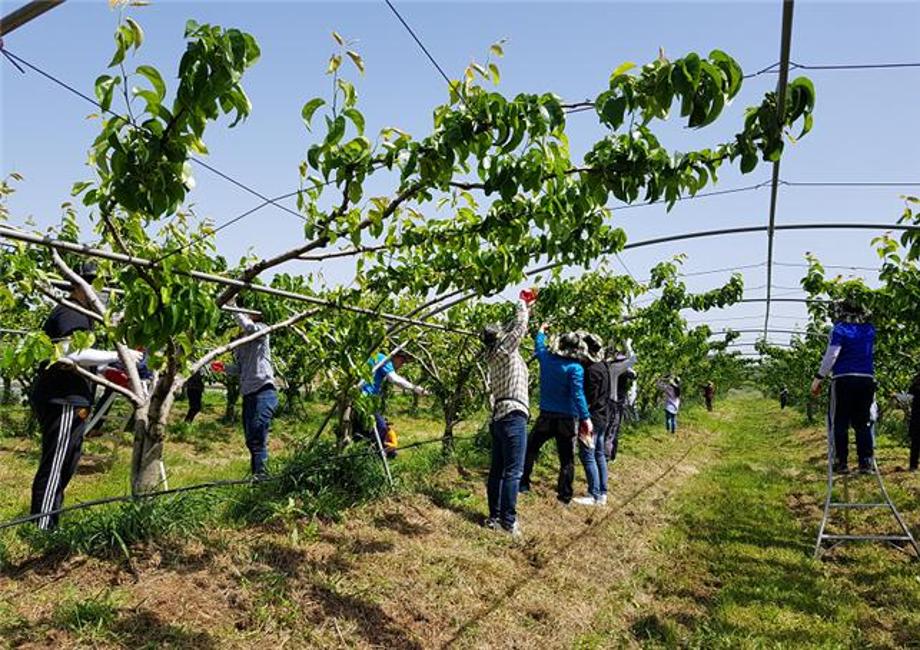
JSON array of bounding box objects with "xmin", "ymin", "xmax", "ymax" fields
[
  {"xmin": 371, "ymin": 419, "xmax": 395, "ymax": 488},
  {"xmin": 814, "ymin": 418, "xmax": 920, "ymax": 560}
]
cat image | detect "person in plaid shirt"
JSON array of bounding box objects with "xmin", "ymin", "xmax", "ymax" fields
[{"xmin": 481, "ymin": 289, "xmax": 538, "ymax": 537}]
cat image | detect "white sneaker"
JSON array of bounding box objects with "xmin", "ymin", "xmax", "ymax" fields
[
  {"xmin": 572, "ymin": 496, "xmax": 598, "ymax": 506},
  {"xmin": 500, "ymin": 521, "xmax": 523, "ymax": 539},
  {"xmin": 597, "ymin": 494, "xmax": 608, "ymax": 506}
]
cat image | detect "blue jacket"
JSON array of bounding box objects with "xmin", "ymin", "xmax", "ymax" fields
[
  {"xmin": 828, "ymin": 322, "xmax": 875, "ymax": 377},
  {"xmin": 534, "ymin": 331, "xmax": 590, "ymax": 420},
  {"xmin": 362, "ymin": 353, "xmax": 394, "ymax": 396}
]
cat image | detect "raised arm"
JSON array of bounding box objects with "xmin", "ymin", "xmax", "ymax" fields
[
  {"xmin": 534, "ymin": 328, "xmax": 548, "ymax": 361},
  {"xmin": 234, "ymin": 312, "xmax": 261, "ymax": 335},
  {"xmin": 500, "ymin": 299, "xmax": 529, "ymax": 352}
]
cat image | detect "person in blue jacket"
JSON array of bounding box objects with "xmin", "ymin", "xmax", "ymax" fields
[
  {"xmin": 811, "ymin": 299, "xmax": 876, "ymax": 474},
  {"xmin": 354, "ymin": 351, "xmax": 428, "ymax": 458},
  {"xmin": 520, "ymin": 326, "xmax": 593, "ymax": 505}
]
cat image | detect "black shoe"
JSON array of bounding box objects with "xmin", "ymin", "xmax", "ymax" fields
[
  {"xmin": 833, "ymin": 461, "xmax": 849, "ymax": 475},
  {"xmin": 518, "ymin": 483, "xmax": 530, "ymax": 494},
  {"xmin": 858, "ymin": 458, "xmax": 874, "ymax": 474}
]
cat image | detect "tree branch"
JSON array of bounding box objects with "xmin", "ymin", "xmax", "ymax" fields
[
  {"xmin": 35, "ymin": 284, "xmax": 105, "ymax": 323},
  {"xmin": 58, "ymin": 358, "xmax": 143, "ymax": 406},
  {"xmin": 51, "ymin": 248, "xmax": 144, "ymax": 397},
  {"xmin": 181, "ymin": 307, "xmax": 323, "ymax": 390}
]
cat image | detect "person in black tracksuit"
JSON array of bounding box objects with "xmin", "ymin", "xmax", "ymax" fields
[{"xmin": 30, "ymin": 265, "xmax": 137, "ymax": 529}]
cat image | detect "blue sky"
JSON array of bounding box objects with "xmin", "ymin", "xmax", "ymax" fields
[{"xmin": 2, "ymin": 1, "xmax": 919, "ymax": 350}]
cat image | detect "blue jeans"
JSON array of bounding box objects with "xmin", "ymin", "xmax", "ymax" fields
[
  {"xmin": 579, "ymin": 417, "xmax": 608, "ymax": 499},
  {"xmin": 242, "ymin": 385, "xmax": 278, "ymax": 475},
  {"xmin": 665, "ymin": 410, "xmax": 677, "ymax": 433},
  {"xmin": 487, "ymin": 411, "xmax": 527, "ymax": 528}
]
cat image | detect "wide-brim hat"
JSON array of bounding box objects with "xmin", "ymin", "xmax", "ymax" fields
[
  {"xmin": 579, "ymin": 331, "xmax": 605, "ymax": 364},
  {"xmin": 548, "ymin": 331, "xmax": 590, "ymax": 362}
]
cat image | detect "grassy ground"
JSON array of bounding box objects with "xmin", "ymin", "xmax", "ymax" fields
[
  {"xmin": 597, "ymin": 390, "xmax": 920, "ymax": 649},
  {"xmin": 0, "ymin": 390, "xmax": 918, "ymax": 648},
  {"xmin": 0, "ymin": 390, "xmax": 452, "ymax": 522}
]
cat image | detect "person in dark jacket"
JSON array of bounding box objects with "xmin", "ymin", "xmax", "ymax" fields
[
  {"xmin": 811, "ymin": 299, "xmax": 876, "ymax": 474},
  {"xmin": 605, "ymin": 341, "xmax": 637, "ymax": 461},
  {"xmin": 703, "ymin": 381, "xmax": 715, "ymax": 412},
  {"xmin": 572, "ymin": 333, "xmax": 610, "ymax": 506},
  {"xmin": 906, "ymin": 371, "xmax": 920, "ymax": 472},
  {"xmin": 30, "ymin": 263, "xmax": 141, "ymax": 529},
  {"xmin": 520, "ymin": 327, "xmax": 592, "ymax": 505},
  {"xmin": 185, "ymin": 370, "xmax": 205, "ymax": 423},
  {"xmin": 780, "ymin": 386, "xmax": 789, "ymax": 410}
]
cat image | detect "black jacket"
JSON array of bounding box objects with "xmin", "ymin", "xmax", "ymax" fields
[{"xmin": 584, "ymin": 361, "xmax": 611, "ymax": 420}]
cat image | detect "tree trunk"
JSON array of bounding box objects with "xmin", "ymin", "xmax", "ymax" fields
[
  {"xmin": 130, "ymin": 373, "xmax": 177, "ymax": 494},
  {"xmin": 442, "ymin": 402, "xmax": 455, "ymax": 455},
  {"xmin": 1, "ymin": 376, "xmax": 12, "ymax": 405},
  {"xmin": 223, "ymin": 377, "xmax": 240, "ymax": 424}
]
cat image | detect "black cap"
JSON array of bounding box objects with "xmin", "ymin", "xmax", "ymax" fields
[{"xmin": 76, "ymin": 261, "xmax": 98, "ymax": 282}]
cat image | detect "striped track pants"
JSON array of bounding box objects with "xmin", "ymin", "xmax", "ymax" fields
[{"xmin": 30, "ymin": 402, "xmax": 87, "ymax": 530}]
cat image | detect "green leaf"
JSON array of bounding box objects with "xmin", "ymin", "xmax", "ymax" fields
[
  {"xmin": 609, "ymin": 61, "xmax": 636, "ymax": 84},
  {"xmin": 136, "ymin": 64, "xmax": 166, "ymax": 101},
  {"xmin": 125, "ymin": 17, "xmax": 144, "ymax": 50},
  {"xmin": 94, "ymin": 75, "xmax": 120, "ymax": 111},
  {"xmin": 346, "ymin": 50, "xmax": 364, "ymax": 74},
  {"xmin": 343, "ymin": 107, "xmax": 365, "ymax": 134},
  {"xmin": 332, "ymin": 31, "xmax": 345, "ymax": 46},
  {"xmin": 488, "ymin": 63, "xmax": 501, "ymax": 85},
  {"xmin": 300, "ymin": 98, "xmax": 326, "ymax": 131},
  {"xmin": 327, "ymin": 53, "xmax": 342, "ymax": 75}
]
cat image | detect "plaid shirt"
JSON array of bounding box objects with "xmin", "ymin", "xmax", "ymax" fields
[{"xmin": 485, "ymin": 300, "xmax": 530, "ymax": 421}]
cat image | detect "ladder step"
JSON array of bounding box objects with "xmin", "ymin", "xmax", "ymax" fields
[
  {"xmin": 829, "ymin": 502, "xmax": 890, "ymax": 509},
  {"xmin": 821, "ymin": 534, "xmax": 914, "ymax": 542}
]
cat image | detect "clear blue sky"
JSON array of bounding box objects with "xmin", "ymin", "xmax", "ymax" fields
[{"xmin": 2, "ymin": 1, "xmax": 919, "ymax": 350}]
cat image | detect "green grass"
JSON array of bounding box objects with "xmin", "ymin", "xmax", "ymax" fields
[{"xmin": 607, "ymin": 390, "xmax": 920, "ymax": 649}]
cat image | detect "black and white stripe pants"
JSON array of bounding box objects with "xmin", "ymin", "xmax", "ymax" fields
[{"xmin": 30, "ymin": 402, "xmax": 88, "ymax": 530}]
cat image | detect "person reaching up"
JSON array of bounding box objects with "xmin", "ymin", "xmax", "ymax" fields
[
  {"xmin": 657, "ymin": 375, "xmax": 681, "ymax": 434},
  {"xmin": 481, "ymin": 288, "xmax": 538, "ymax": 537},
  {"xmin": 520, "ymin": 327, "xmax": 592, "ymax": 506}
]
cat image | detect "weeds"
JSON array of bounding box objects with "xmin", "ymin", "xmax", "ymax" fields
[
  {"xmin": 18, "ymin": 491, "xmax": 221, "ymax": 560},
  {"xmin": 52, "ymin": 590, "xmax": 121, "ymax": 642}
]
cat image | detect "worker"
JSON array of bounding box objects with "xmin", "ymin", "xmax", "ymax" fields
[
  {"xmin": 481, "ymin": 289, "xmax": 537, "ymax": 536},
  {"xmin": 811, "ymin": 299, "xmax": 876, "ymax": 474},
  {"xmin": 355, "ymin": 350, "xmax": 429, "ymax": 458},
  {"xmin": 30, "ymin": 263, "xmax": 141, "ymax": 529},
  {"xmin": 520, "ymin": 328, "xmax": 592, "ymax": 506}
]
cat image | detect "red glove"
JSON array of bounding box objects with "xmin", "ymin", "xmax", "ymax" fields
[
  {"xmin": 519, "ymin": 288, "xmax": 538, "ymax": 305},
  {"xmin": 103, "ymin": 367, "xmax": 130, "ymax": 388},
  {"xmin": 211, "ymin": 361, "xmax": 225, "ymax": 373}
]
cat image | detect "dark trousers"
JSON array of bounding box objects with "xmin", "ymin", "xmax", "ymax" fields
[
  {"xmin": 909, "ymin": 407, "xmax": 920, "ymax": 470},
  {"xmin": 605, "ymin": 400, "xmax": 624, "ymax": 461},
  {"xmin": 487, "ymin": 411, "xmax": 527, "ymax": 528},
  {"xmin": 353, "ymin": 411, "xmax": 393, "ymax": 458},
  {"xmin": 30, "ymin": 401, "xmax": 88, "ymax": 530},
  {"xmin": 829, "ymin": 376, "xmax": 874, "ymax": 465},
  {"xmin": 185, "ymin": 387, "xmax": 204, "ymax": 423},
  {"xmin": 705, "ymin": 396, "xmax": 713, "ymax": 411},
  {"xmin": 520, "ymin": 411, "xmax": 577, "ymax": 503},
  {"xmin": 242, "ymin": 385, "xmax": 277, "ymax": 475}
]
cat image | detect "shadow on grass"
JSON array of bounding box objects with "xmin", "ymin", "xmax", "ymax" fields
[
  {"xmin": 372, "ymin": 511, "xmax": 433, "ymax": 537},
  {"xmin": 110, "ymin": 609, "xmax": 219, "ymax": 649},
  {"xmin": 308, "ymin": 583, "xmax": 423, "ymax": 650},
  {"xmin": 420, "ymin": 485, "xmax": 481, "ymax": 527}
]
